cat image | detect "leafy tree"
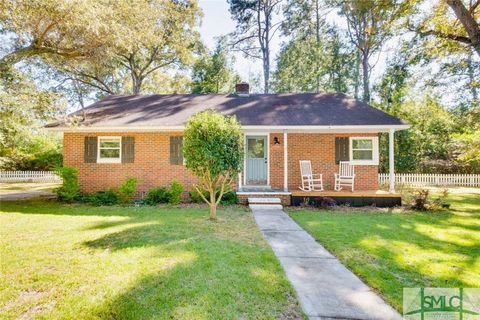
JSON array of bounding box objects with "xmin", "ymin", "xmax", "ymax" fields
[
  {"xmin": 407, "ymin": 1, "xmax": 479, "ymax": 110},
  {"xmin": 282, "ymin": 0, "xmax": 326, "ymax": 92},
  {"xmin": 379, "ymin": 95, "xmax": 456, "ymax": 173},
  {"xmin": 228, "ymin": 0, "xmax": 281, "ymax": 93},
  {"xmin": 373, "ymin": 42, "xmax": 416, "ymax": 114},
  {"xmin": 0, "ymin": 69, "xmax": 65, "ymax": 153},
  {"xmin": 1, "ymin": 0, "xmax": 203, "ymax": 95},
  {"xmin": 273, "ymin": 27, "xmax": 354, "ymax": 93},
  {"xmin": 191, "ymin": 41, "xmax": 240, "ymax": 93},
  {"xmin": 183, "ymin": 110, "xmax": 243, "ymax": 220},
  {"xmin": 414, "ymin": 0, "xmax": 480, "ymax": 57},
  {"xmin": 453, "ymin": 130, "xmax": 480, "ymax": 172},
  {"xmin": 332, "ymin": 0, "xmax": 413, "ymax": 102},
  {"xmin": 0, "ymin": 0, "xmax": 112, "ymax": 69}
]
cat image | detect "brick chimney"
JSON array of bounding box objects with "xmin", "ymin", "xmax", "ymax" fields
[{"xmin": 235, "ymin": 82, "xmax": 250, "ymax": 97}]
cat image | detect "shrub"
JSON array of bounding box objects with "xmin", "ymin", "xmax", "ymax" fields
[
  {"xmin": 189, "ymin": 189, "xmax": 206, "ymax": 203},
  {"xmin": 145, "ymin": 187, "xmax": 170, "ymax": 205},
  {"xmin": 411, "ymin": 189, "xmax": 429, "ymax": 210},
  {"xmin": 169, "ymin": 179, "xmax": 184, "ymax": 204},
  {"xmin": 314, "ymin": 196, "xmax": 337, "ymax": 208},
  {"xmin": 117, "ymin": 177, "xmax": 138, "ymax": 204},
  {"xmin": 55, "ymin": 166, "xmax": 80, "ymax": 202},
  {"xmin": 431, "ymin": 188, "xmax": 450, "ymax": 209},
  {"xmin": 84, "ymin": 189, "xmax": 120, "ymax": 206},
  {"xmin": 219, "ymin": 191, "xmax": 238, "ymax": 205}
]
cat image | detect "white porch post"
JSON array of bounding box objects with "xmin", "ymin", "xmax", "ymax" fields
[
  {"xmin": 283, "ymin": 130, "xmax": 288, "ymax": 191},
  {"xmin": 238, "ymin": 172, "xmax": 242, "ymax": 191},
  {"xmin": 389, "ymin": 128, "xmax": 395, "ymax": 193}
]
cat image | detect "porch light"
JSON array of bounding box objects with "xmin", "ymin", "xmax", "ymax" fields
[{"xmin": 273, "ymin": 137, "xmax": 280, "ymax": 144}]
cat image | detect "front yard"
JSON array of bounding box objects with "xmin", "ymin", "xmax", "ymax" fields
[
  {"xmin": 0, "ymin": 202, "xmax": 303, "ymax": 319},
  {"xmin": 289, "ymin": 192, "xmax": 480, "ymax": 312}
]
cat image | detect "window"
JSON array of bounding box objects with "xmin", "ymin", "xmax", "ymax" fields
[
  {"xmin": 170, "ymin": 136, "xmax": 183, "ymax": 165},
  {"xmin": 349, "ymin": 137, "xmax": 379, "ymax": 165},
  {"xmin": 98, "ymin": 137, "xmax": 121, "ymax": 163}
]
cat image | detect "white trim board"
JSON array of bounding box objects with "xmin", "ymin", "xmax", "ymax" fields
[{"xmin": 46, "ymin": 124, "xmax": 410, "ymax": 133}]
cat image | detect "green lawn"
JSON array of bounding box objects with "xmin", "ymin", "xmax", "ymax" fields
[
  {"xmin": 289, "ymin": 192, "xmax": 480, "ymax": 312},
  {"xmin": 0, "ymin": 202, "xmax": 303, "ymax": 320}
]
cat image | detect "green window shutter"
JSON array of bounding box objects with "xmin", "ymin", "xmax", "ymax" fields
[
  {"xmin": 84, "ymin": 136, "xmax": 97, "ymax": 163},
  {"xmin": 122, "ymin": 136, "xmax": 135, "ymax": 163},
  {"xmin": 335, "ymin": 137, "xmax": 349, "ymax": 164},
  {"xmin": 170, "ymin": 136, "xmax": 183, "ymax": 165}
]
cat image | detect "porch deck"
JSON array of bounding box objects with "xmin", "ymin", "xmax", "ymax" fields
[
  {"xmin": 291, "ymin": 189, "xmax": 401, "ymax": 207},
  {"xmin": 291, "ymin": 189, "xmax": 399, "ymax": 197},
  {"xmin": 236, "ymin": 188, "xmax": 402, "ymax": 207}
]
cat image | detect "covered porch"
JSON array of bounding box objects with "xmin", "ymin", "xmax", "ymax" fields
[{"xmin": 237, "ymin": 128, "xmax": 399, "ymax": 195}]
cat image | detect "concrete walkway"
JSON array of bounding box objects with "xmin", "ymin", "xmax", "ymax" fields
[{"xmin": 251, "ymin": 206, "xmax": 403, "ymax": 320}]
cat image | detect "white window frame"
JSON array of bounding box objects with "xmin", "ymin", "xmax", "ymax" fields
[
  {"xmin": 97, "ymin": 136, "xmax": 122, "ymax": 163},
  {"xmin": 349, "ymin": 137, "xmax": 379, "ymax": 165}
]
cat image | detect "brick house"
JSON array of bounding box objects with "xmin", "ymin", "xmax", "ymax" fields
[{"xmin": 46, "ymin": 84, "xmax": 409, "ymax": 206}]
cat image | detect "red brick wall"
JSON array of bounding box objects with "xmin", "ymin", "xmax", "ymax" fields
[
  {"xmin": 65, "ymin": 131, "xmax": 379, "ymax": 194},
  {"xmin": 286, "ymin": 133, "xmax": 378, "ymax": 191},
  {"xmin": 269, "ymin": 132, "xmax": 285, "ymax": 189},
  {"xmin": 64, "ymin": 132, "xmax": 197, "ymax": 194}
]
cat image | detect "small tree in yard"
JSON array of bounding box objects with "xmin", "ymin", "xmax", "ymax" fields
[{"xmin": 183, "ymin": 110, "xmax": 243, "ymax": 220}]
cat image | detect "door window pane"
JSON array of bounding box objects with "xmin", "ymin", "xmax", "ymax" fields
[{"xmin": 248, "ymin": 139, "xmax": 265, "ymax": 158}]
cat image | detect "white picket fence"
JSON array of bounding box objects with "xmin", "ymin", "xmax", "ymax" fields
[
  {"xmin": 0, "ymin": 171, "xmax": 62, "ymax": 183},
  {"xmin": 379, "ymin": 173, "xmax": 480, "ymax": 187}
]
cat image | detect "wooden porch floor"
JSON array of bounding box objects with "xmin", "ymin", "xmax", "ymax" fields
[{"xmin": 291, "ymin": 189, "xmax": 400, "ymax": 198}]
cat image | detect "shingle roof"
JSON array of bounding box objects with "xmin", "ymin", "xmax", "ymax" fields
[{"xmin": 46, "ymin": 93, "xmax": 408, "ymax": 128}]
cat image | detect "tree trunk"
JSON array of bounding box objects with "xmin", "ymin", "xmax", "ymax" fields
[
  {"xmin": 446, "ymin": 0, "xmax": 480, "ymax": 57},
  {"xmin": 315, "ymin": 0, "xmax": 321, "ymax": 93},
  {"xmin": 258, "ymin": 0, "xmax": 271, "ymax": 94},
  {"xmin": 353, "ymin": 51, "xmax": 360, "ymax": 99},
  {"xmin": 361, "ymin": 50, "xmax": 370, "ymax": 102},
  {"xmin": 263, "ymin": 53, "xmax": 270, "ymax": 94},
  {"xmin": 467, "ymin": 53, "xmax": 479, "ymax": 106},
  {"xmin": 132, "ymin": 74, "xmax": 143, "ymax": 95},
  {"xmin": 209, "ymin": 191, "xmax": 216, "ymax": 220},
  {"xmin": 263, "ymin": 3, "xmax": 270, "ymax": 94}
]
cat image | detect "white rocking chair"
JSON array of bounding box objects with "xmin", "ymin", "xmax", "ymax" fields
[
  {"xmin": 334, "ymin": 161, "xmax": 355, "ymax": 192},
  {"xmin": 299, "ymin": 160, "xmax": 324, "ymax": 191}
]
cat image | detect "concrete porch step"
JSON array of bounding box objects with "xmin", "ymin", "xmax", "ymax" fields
[
  {"xmin": 248, "ymin": 204, "xmax": 284, "ymax": 210},
  {"xmin": 248, "ymin": 197, "xmax": 282, "ymax": 204}
]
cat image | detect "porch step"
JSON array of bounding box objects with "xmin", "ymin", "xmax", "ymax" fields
[
  {"xmin": 248, "ymin": 197, "xmax": 282, "ymax": 204},
  {"xmin": 249, "ymin": 204, "xmax": 283, "ymax": 210},
  {"xmin": 248, "ymin": 197, "xmax": 283, "ymax": 210}
]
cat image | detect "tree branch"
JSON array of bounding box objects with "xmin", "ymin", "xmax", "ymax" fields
[{"xmin": 418, "ymin": 29, "xmax": 472, "ymax": 44}]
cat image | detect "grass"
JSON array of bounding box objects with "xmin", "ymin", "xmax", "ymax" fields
[
  {"xmin": 289, "ymin": 192, "xmax": 480, "ymax": 312},
  {"xmin": 0, "ymin": 201, "xmax": 303, "ymax": 320}
]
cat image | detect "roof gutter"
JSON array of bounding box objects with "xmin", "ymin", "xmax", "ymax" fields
[{"xmin": 45, "ymin": 124, "xmax": 411, "ymax": 133}]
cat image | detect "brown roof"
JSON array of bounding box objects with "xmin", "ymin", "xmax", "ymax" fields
[{"xmin": 46, "ymin": 93, "xmax": 408, "ymax": 128}]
